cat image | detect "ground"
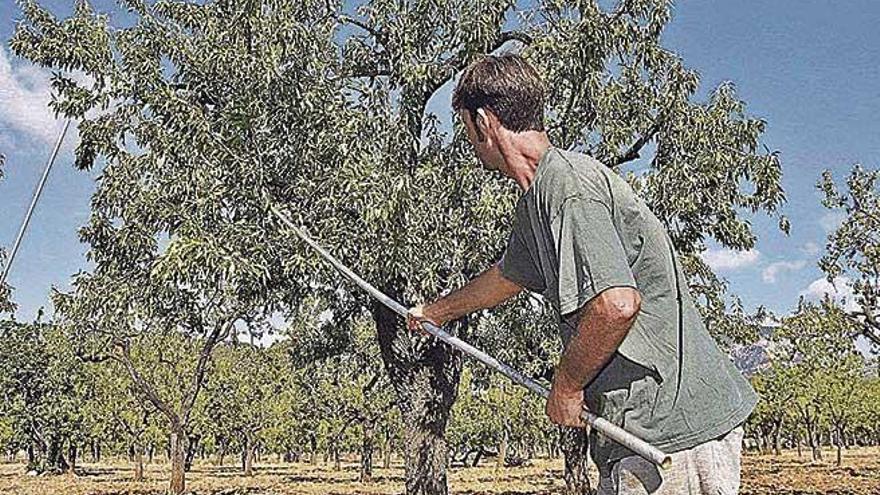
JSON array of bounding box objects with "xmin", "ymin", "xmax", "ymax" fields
[{"xmin": 1, "ymin": 447, "xmax": 878, "ymax": 494}]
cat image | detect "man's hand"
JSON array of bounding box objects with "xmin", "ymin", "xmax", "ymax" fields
[
  {"xmin": 546, "ymin": 371, "xmax": 586, "ymax": 428},
  {"xmin": 407, "ymin": 304, "xmax": 442, "ymax": 336}
]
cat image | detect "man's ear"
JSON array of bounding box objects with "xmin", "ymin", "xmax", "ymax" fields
[{"xmin": 475, "ymin": 108, "xmax": 491, "ymax": 142}]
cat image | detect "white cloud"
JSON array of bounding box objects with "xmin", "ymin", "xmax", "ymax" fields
[
  {"xmin": 0, "ymin": 47, "xmax": 64, "ymax": 146},
  {"xmin": 799, "ymin": 276, "xmax": 860, "ymax": 312},
  {"xmin": 800, "ymin": 241, "xmax": 820, "ymax": 256},
  {"xmin": 819, "ymin": 211, "xmax": 846, "ymax": 233},
  {"xmin": 762, "ymin": 260, "xmax": 807, "ymax": 283},
  {"xmin": 701, "ymin": 248, "xmax": 761, "ymax": 272}
]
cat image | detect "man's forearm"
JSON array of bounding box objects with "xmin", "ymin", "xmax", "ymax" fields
[
  {"xmin": 425, "ymin": 264, "xmax": 523, "ymax": 324},
  {"xmin": 554, "ymin": 288, "xmax": 641, "ymax": 392}
]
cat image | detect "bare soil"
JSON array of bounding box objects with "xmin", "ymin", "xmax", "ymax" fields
[{"xmin": 1, "ymin": 447, "xmax": 877, "ymax": 494}]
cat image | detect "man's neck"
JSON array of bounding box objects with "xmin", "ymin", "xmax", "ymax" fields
[{"xmin": 499, "ymin": 132, "xmax": 552, "ymax": 191}]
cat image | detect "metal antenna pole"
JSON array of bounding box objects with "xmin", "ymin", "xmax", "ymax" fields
[
  {"xmin": 1, "ymin": 119, "xmax": 71, "ymax": 287},
  {"xmin": 270, "ymin": 205, "xmax": 672, "ymax": 469}
]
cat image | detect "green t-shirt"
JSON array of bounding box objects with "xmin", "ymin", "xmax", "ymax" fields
[{"xmin": 499, "ymin": 147, "xmax": 757, "ymax": 465}]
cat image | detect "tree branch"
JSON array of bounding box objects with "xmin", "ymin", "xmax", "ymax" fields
[
  {"xmin": 609, "ymin": 120, "xmax": 661, "ymax": 167},
  {"xmin": 118, "ymin": 340, "xmax": 181, "ymax": 428},
  {"xmin": 182, "ymin": 318, "xmax": 235, "ymax": 423},
  {"xmin": 338, "ymin": 15, "xmax": 387, "ymax": 47}
]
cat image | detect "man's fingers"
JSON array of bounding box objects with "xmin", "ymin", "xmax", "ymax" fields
[{"xmin": 407, "ymin": 305, "xmax": 437, "ymax": 336}]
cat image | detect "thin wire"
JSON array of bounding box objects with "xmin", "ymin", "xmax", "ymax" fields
[{"xmin": 1, "ymin": 119, "xmax": 71, "ymax": 287}]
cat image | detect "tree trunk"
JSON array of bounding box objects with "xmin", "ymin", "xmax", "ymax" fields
[
  {"xmin": 383, "ymin": 432, "xmax": 393, "ymax": 469},
  {"xmin": 808, "ymin": 426, "xmax": 822, "ymax": 462},
  {"xmin": 46, "ymin": 437, "xmax": 69, "ymax": 473},
  {"xmin": 372, "ymin": 300, "xmax": 462, "ymax": 495},
  {"xmin": 835, "ymin": 427, "xmax": 843, "ymax": 467},
  {"xmin": 243, "ymin": 437, "xmax": 255, "ymax": 476},
  {"xmin": 472, "ymin": 448, "xmax": 483, "ymax": 467},
  {"xmin": 560, "ymin": 427, "xmax": 592, "ymax": 495},
  {"xmin": 361, "ymin": 419, "xmax": 375, "ymax": 482},
  {"xmin": 168, "ymin": 430, "xmax": 187, "ymax": 495},
  {"xmin": 310, "ymin": 434, "xmax": 318, "ymax": 464},
  {"xmin": 67, "ymin": 442, "xmax": 77, "ymax": 474},
  {"xmin": 497, "ymin": 429, "xmax": 508, "ymax": 468},
  {"xmin": 184, "ymin": 434, "xmax": 199, "ymax": 472},
  {"xmin": 134, "ymin": 444, "xmax": 145, "ymax": 482},
  {"xmin": 772, "ymin": 423, "xmax": 781, "ymax": 456}
]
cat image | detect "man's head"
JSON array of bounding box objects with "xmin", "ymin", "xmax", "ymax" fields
[{"xmin": 452, "ymin": 53, "xmax": 546, "ymax": 171}]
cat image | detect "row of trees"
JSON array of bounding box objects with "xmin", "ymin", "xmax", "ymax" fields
[
  {"xmin": 747, "ymin": 300, "xmax": 880, "ymax": 467},
  {"xmin": 0, "ymin": 311, "xmax": 557, "ymax": 481},
  {"xmin": 1, "ymin": 298, "xmax": 877, "ymax": 483},
  {"xmin": 2, "ymin": 0, "xmax": 877, "ymax": 494}
]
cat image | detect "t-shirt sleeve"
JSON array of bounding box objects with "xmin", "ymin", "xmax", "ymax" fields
[
  {"xmin": 552, "ymin": 196, "xmax": 637, "ymax": 315},
  {"xmin": 498, "ymin": 224, "xmax": 545, "ymax": 292}
]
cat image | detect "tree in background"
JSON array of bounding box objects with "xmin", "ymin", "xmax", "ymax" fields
[
  {"xmin": 771, "ymin": 299, "xmax": 865, "ymax": 463},
  {"xmin": 0, "ymin": 320, "xmax": 89, "ymax": 473},
  {"xmin": 819, "ymin": 164, "xmax": 880, "ymax": 346},
  {"xmin": 748, "ymin": 366, "xmax": 796, "ymax": 455},
  {"xmin": 87, "ymin": 359, "xmax": 162, "ymax": 481}
]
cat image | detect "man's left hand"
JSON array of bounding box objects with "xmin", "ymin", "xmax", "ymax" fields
[{"xmin": 546, "ymin": 374, "xmax": 586, "ymax": 428}]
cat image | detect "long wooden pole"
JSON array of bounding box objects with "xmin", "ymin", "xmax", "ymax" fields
[{"xmin": 1, "ymin": 119, "xmax": 71, "ymax": 287}]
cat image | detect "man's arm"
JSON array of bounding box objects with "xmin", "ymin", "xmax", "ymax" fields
[
  {"xmin": 545, "ymin": 286, "xmax": 641, "ymax": 427},
  {"xmin": 407, "ymin": 264, "xmax": 523, "ymax": 330}
]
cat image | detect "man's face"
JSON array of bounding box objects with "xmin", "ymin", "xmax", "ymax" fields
[{"xmin": 459, "ymin": 109, "xmax": 503, "ymax": 171}]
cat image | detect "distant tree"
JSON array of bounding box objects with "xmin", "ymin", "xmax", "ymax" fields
[
  {"xmin": 0, "ymin": 321, "xmax": 89, "ymax": 473},
  {"xmin": 772, "ymin": 299, "xmax": 863, "ymax": 462},
  {"xmin": 818, "ymin": 164, "xmax": 880, "ymax": 346},
  {"xmin": 448, "ymin": 366, "xmax": 551, "ymax": 467},
  {"xmin": 87, "ymin": 359, "xmax": 161, "ymax": 481},
  {"xmin": 749, "ymin": 366, "xmax": 795, "ymax": 455}
]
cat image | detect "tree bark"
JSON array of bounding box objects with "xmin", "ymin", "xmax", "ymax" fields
[
  {"xmin": 560, "ymin": 427, "xmax": 592, "ymax": 495},
  {"xmin": 497, "ymin": 429, "xmax": 508, "ymax": 468},
  {"xmin": 46, "ymin": 436, "xmax": 69, "ymax": 473},
  {"xmin": 243, "ymin": 437, "xmax": 255, "ymax": 476},
  {"xmin": 372, "ymin": 299, "xmax": 462, "ymax": 495},
  {"xmin": 835, "ymin": 427, "xmax": 843, "ymax": 467},
  {"xmin": 134, "ymin": 443, "xmax": 145, "ymax": 482},
  {"xmin": 360, "ymin": 419, "xmax": 376, "ymax": 482},
  {"xmin": 383, "ymin": 431, "xmax": 393, "ymax": 469},
  {"xmin": 67, "ymin": 442, "xmax": 77, "ymax": 474},
  {"xmin": 184, "ymin": 434, "xmax": 199, "ymax": 472},
  {"xmin": 168, "ymin": 430, "xmax": 187, "ymax": 495}
]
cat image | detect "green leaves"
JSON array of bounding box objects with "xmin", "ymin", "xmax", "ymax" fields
[{"xmin": 818, "ymin": 165, "xmax": 880, "ymax": 346}]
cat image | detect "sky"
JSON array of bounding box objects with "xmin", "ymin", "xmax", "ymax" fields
[{"xmin": 1, "ymin": 1, "xmax": 878, "ymax": 336}]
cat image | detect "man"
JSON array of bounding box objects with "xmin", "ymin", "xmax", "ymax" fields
[{"xmin": 407, "ymin": 53, "xmax": 756, "ymax": 494}]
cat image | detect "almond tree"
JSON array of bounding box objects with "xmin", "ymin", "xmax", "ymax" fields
[
  {"xmin": 12, "ymin": 1, "xmax": 344, "ymax": 492},
  {"xmin": 819, "ymin": 165, "xmax": 880, "ymax": 346}
]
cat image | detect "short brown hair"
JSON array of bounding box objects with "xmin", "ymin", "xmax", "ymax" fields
[{"xmin": 452, "ymin": 53, "xmax": 545, "ymax": 133}]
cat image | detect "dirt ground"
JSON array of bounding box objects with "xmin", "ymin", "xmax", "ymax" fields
[{"xmin": 1, "ymin": 447, "xmax": 878, "ymax": 494}]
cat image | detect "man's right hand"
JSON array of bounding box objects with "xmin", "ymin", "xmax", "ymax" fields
[{"xmin": 406, "ymin": 304, "xmax": 441, "ymax": 336}]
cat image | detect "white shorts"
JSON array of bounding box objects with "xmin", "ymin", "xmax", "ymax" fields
[{"xmin": 597, "ymin": 426, "xmax": 744, "ymax": 495}]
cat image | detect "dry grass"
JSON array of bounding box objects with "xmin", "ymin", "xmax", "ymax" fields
[{"xmin": 1, "ymin": 447, "xmax": 878, "ymax": 494}]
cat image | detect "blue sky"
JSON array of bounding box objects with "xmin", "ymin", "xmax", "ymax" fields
[{"xmin": 1, "ymin": 1, "xmax": 878, "ymax": 329}]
